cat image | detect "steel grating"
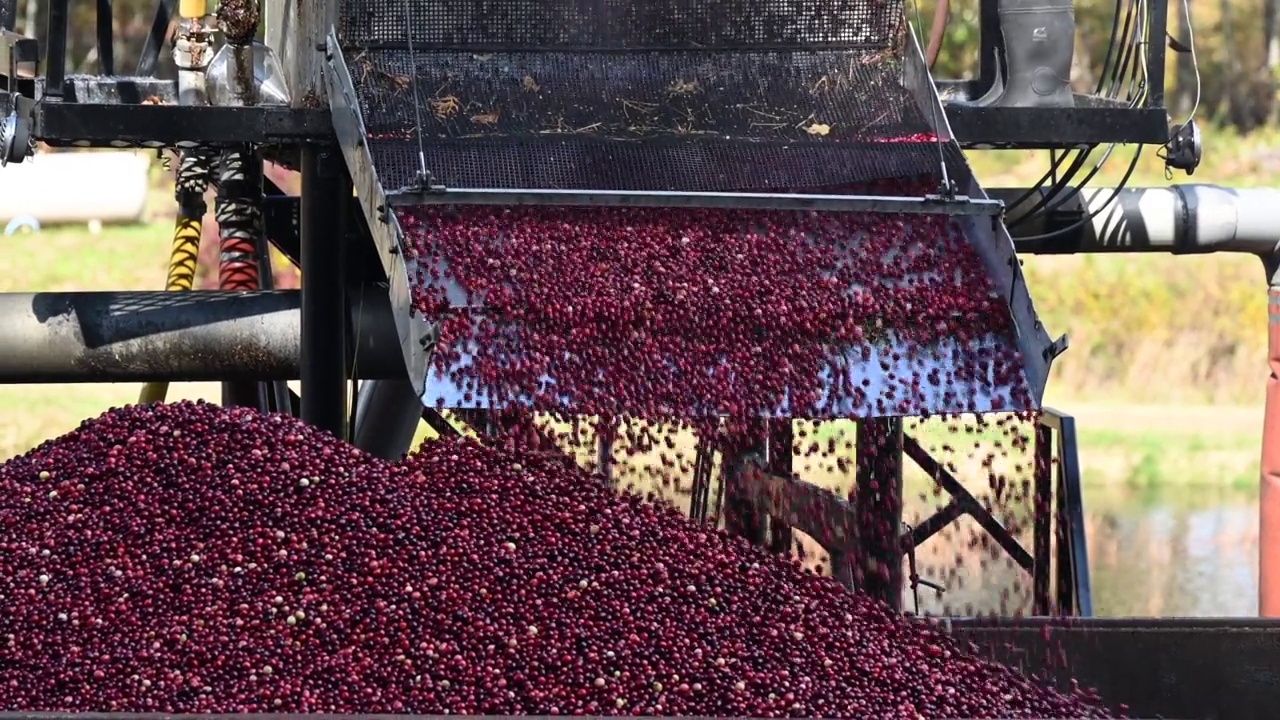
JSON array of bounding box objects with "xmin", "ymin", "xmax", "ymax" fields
[{"xmin": 326, "ymin": 0, "xmax": 1060, "ymax": 419}]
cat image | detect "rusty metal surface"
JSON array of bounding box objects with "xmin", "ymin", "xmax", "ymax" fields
[
  {"xmin": 1261, "ymin": 287, "xmax": 1280, "ymax": 617},
  {"xmin": 948, "ymin": 617, "xmax": 1280, "ymax": 719}
]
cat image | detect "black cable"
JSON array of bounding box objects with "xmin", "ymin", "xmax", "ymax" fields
[
  {"xmin": 1106, "ymin": 0, "xmax": 1143, "ymax": 101},
  {"xmin": 1009, "ymin": 146, "xmax": 1143, "ymax": 244},
  {"xmin": 1010, "ymin": 0, "xmax": 1148, "ymax": 228},
  {"xmin": 1094, "ymin": 0, "xmax": 1128, "ymax": 95},
  {"xmin": 1007, "ymin": 150, "xmax": 1094, "ymax": 228}
]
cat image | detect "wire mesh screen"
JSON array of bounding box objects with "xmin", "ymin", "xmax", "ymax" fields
[
  {"xmin": 337, "ymin": 0, "xmax": 963, "ymax": 192},
  {"xmin": 339, "ymin": 0, "xmax": 905, "ymax": 50}
]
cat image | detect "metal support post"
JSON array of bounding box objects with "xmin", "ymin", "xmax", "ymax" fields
[
  {"xmin": 299, "ymin": 144, "xmax": 349, "ymax": 438},
  {"xmin": 765, "ymin": 421, "xmax": 795, "ymax": 555},
  {"xmin": 1261, "ymin": 257, "xmax": 1280, "ymax": 617},
  {"xmin": 43, "ymin": 0, "xmax": 68, "ymax": 98},
  {"xmin": 1032, "ymin": 425, "xmax": 1054, "ymax": 615},
  {"xmin": 855, "ymin": 418, "xmax": 905, "ymax": 611},
  {"xmin": 722, "ymin": 420, "xmax": 772, "ymax": 548}
]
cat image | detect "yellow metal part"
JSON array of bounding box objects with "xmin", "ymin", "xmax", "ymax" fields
[
  {"xmin": 138, "ymin": 212, "xmax": 204, "ymax": 404},
  {"xmin": 179, "ymin": 0, "xmax": 208, "ymax": 20}
]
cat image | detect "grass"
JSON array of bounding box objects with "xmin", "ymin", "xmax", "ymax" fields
[{"xmin": 3, "ymin": 127, "xmax": 1278, "ymax": 487}]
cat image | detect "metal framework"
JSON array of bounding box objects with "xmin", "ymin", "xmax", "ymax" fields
[
  {"xmin": 0, "ymin": 0, "xmax": 1274, "ymax": 717},
  {"xmin": 937, "ymin": 0, "xmax": 1171, "ymax": 148}
]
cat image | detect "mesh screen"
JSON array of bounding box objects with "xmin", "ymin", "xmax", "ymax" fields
[
  {"xmin": 351, "ymin": 47, "xmax": 964, "ymax": 191},
  {"xmin": 339, "ymin": 0, "xmax": 904, "ymax": 50},
  {"xmin": 338, "ymin": 0, "xmax": 962, "ymax": 193}
]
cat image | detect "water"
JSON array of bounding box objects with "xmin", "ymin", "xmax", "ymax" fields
[
  {"xmin": 890, "ymin": 484, "xmax": 1259, "ymax": 618},
  {"xmin": 1085, "ymin": 486, "xmax": 1258, "ymax": 617}
]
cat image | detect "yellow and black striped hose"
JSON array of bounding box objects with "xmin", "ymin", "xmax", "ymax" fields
[{"xmin": 138, "ymin": 150, "xmax": 214, "ymax": 404}]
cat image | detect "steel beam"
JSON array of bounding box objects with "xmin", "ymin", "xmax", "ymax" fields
[
  {"xmin": 0, "ymin": 290, "xmax": 402, "ymax": 383},
  {"xmin": 855, "ymin": 418, "xmax": 905, "ymax": 611},
  {"xmin": 299, "ymin": 145, "xmax": 350, "ymax": 438}
]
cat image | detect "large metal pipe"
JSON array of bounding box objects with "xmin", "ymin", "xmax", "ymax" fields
[
  {"xmin": 995, "ymin": 185, "xmax": 1280, "ymax": 256},
  {"xmin": 351, "ymin": 378, "xmax": 424, "ymax": 461},
  {"xmin": 0, "ymin": 289, "xmax": 403, "ymax": 383}
]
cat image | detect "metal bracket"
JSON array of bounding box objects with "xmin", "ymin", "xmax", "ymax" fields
[
  {"xmin": 397, "ymin": 167, "xmax": 445, "ymax": 196},
  {"xmin": 0, "ymin": 29, "xmax": 37, "ymax": 94},
  {"xmin": 385, "ymin": 187, "xmax": 1005, "ymax": 216},
  {"xmin": 1044, "ymin": 333, "xmax": 1069, "ymax": 362}
]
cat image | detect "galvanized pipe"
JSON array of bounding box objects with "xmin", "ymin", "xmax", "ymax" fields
[{"xmin": 0, "ymin": 290, "xmax": 402, "ymax": 383}]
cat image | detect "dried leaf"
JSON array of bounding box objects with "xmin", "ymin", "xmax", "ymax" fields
[
  {"xmin": 471, "ymin": 110, "xmax": 501, "ymax": 126},
  {"xmin": 667, "ymin": 79, "xmax": 700, "ymax": 95},
  {"xmin": 806, "ymin": 123, "xmax": 832, "ymax": 137},
  {"xmin": 521, "ymin": 76, "xmax": 541, "ymax": 92},
  {"xmin": 430, "ymin": 96, "xmax": 461, "ymax": 120}
]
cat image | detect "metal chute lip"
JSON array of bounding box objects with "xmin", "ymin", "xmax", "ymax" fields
[{"xmin": 384, "ymin": 186, "xmax": 1004, "ymax": 216}]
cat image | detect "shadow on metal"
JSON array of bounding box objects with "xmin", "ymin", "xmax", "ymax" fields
[{"xmin": 948, "ymin": 617, "xmax": 1280, "ymax": 720}]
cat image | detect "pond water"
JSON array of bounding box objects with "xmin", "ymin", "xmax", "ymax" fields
[
  {"xmin": 1084, "ymin": 486, "xmax": 1258, "ymax": 617},
  {"xmin": 896, "ymin": 485, "xmax": 1260, "ymax": 618}
]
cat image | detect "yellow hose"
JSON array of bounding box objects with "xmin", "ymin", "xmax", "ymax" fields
[{"xmin": 139, "ymin": 155, "xmax": 207, "ymax": 405}]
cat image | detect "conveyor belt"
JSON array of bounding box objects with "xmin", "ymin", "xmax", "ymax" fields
[{"xmin": 324, "ymin": 0, "xmax": 1060, "ymax": 419}]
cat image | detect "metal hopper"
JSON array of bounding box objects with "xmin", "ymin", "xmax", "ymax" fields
[{"xmin": 323, "ymin": 0, "xmax": 1061, "ymax": 419}]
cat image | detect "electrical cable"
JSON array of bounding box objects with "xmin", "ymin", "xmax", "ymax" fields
[
  {"xmin": 139, "ymin": 149, "xmax": 213, "ymax": 405},
  {"xmin": 1010, "ymin": 144, "xmax": 1143, "ymax": 244},
  {"xmin": 1007, "ymin": 0, "xmax": 1150, "ymax": 228}
]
